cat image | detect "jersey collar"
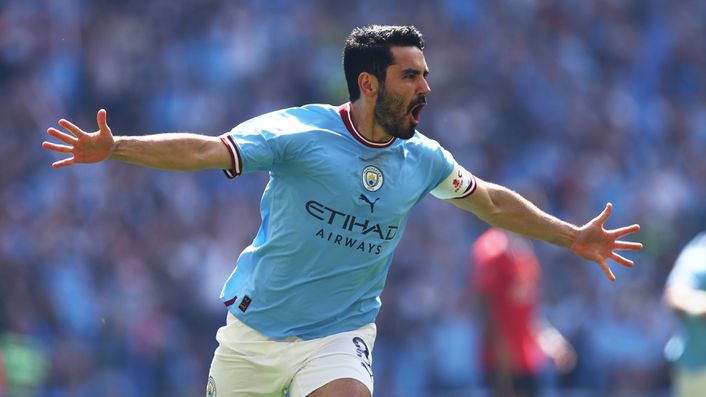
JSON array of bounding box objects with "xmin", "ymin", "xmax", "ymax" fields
[{"xmin": 339, "ymin": 102, "xmax": 396, "ymax": 149}]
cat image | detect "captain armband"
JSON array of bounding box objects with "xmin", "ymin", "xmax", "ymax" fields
[{"xmin": 430, "ymin": 163, "xmax": 477, "ymax": 200}]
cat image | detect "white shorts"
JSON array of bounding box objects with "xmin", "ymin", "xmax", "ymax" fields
[{"xmin": 207, "ymin": 312, "xmax": 377, "ymax": 397}]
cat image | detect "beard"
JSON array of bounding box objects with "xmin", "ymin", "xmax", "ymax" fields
[{"xmin": 373, "ymin": 86, "xmax": 422, "ymax": 140}]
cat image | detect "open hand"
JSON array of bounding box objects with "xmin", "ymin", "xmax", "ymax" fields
[
  {"xmin": 569, "ymin": 203, "xmax": 643, "ymax": 281},
  {"xmin": 42, "ymin": 109, "xmax": 114, "ymax": 168}
]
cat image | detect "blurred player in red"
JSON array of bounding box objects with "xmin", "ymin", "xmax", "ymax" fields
[{"xmin": 471, "ymin": 228, "xmax": 576, "ymax": 397}]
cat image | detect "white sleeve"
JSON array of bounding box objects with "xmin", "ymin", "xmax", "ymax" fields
[{"xmin": 430, "ymin": 161, "xmax": 477, "ymax": 200}]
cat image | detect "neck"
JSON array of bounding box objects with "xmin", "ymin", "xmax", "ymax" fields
[{"xmin": 350, "ymin": 100, "xmax": 393, "ymax": 143}]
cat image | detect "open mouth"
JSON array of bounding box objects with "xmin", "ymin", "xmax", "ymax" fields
[{"xmin": 410, "ymin": 103, "xmax": 425, "ymax": 124}]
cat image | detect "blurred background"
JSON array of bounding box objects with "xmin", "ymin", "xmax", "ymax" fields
[{"xmin": 1, "ymin": 0, "xmax": 705, "ymax": 395}]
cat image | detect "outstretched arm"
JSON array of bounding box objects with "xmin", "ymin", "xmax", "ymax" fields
[
  {"xmin": 450, "ymin": 178, "xmax": 642, "ymax": 281},
  {"xmin": 42, "ymin": 109, "xmax": 231, "ymax": 171}
]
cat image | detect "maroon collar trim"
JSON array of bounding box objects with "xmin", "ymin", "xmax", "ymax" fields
[{"xmin": 338, "ymin": 102, "xmax": 396, "ymax": 149}]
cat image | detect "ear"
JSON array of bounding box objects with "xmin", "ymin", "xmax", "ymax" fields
[{"xmin": 357, "ymin": 72, "xmax": 379, "ymax": 98}]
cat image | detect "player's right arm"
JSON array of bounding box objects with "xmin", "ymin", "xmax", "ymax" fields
[{"xmin": 42, "ymin": 109, "xmax": 231, "ymax": 171}]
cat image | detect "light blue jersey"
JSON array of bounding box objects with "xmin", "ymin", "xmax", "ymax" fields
[
  {"xmin": 665, "ymin": 232, "xmax": 706, "ymax": 370},
  {"xmin": 218, "ymin": 103, "xmax": 464, "ymax": 340}
]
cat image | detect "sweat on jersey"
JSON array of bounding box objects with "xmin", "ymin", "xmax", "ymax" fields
[{"xmin": 218, "ymin": 102, "xmax": 475, "ymax": 340}]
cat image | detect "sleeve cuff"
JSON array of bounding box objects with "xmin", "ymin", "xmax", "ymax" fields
[
  {"xmin": 219, "ymin": 135, "xmax": 242, "ymax": 179},
  {"xmin": 430, "ymin": 165, "xmax": 477, "ymax": 200}
]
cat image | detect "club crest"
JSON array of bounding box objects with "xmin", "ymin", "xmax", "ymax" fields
[{"xmin": 362, "ymin": 165, "xmax": 384, "ymax": 192}]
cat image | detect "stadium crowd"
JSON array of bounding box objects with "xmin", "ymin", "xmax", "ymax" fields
[{"xmin": 1, "ymin": 0, "xmax": 705, "ymax": 395}]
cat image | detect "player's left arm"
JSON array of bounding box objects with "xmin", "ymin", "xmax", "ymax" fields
[
  {"xmin": 443, "ymin": 173, "xmax": 642, "ymax": 281},
  {"xmin": 450, "ymin": 178, "xmax": 577, "ymax": 246}
]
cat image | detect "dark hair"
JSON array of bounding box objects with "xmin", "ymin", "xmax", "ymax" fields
[{"xmin": 343, "ymin": 25, "xmax": 425, "ymax": 101}]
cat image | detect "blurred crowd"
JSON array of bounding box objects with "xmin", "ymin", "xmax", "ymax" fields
[{"xmin": 1, "ymin": 0, "xmax": 705, "ymax": 395}]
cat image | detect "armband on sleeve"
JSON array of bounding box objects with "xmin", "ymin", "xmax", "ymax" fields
[
  {"xmin": 219, "ymin": 134, "xmax": 242, "ymax": 179},
  {"xmin": 430, "ymin": 163, "xmax": 477, "ymax": 200}
]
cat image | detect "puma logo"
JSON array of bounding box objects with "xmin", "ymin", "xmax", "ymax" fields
[{"xmin": 359, "ymin": 194, "xmax": 379, "ymax": 213}]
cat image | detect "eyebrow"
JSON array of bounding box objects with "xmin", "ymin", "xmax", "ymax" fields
[{"xmin": 402, "ymin": 68, "xmax": 430, "ymax": 77}]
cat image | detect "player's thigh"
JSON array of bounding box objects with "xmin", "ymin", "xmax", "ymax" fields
[
  {"xmin": 207, "ymin": 314, "xmax": 290, "ymax": 397},
  {"xmin": 288, "ymin": 324, "xmax": 376, "ymax": 397},
  {"xmin": 208, "ymin": 344, "xmax": 287, "ymax": 397},
  {"xmin": 306, "ymin": 378, "xmax": 370, "ymax": 397}
]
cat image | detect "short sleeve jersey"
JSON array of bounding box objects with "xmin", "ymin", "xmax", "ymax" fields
[
  {"xmin": 665, "ymin": 232, "xmax": 706, "ymax": 369},
  {"xmin": 219, "ymin": 103, "xmax": 474, "ymax": 340}
]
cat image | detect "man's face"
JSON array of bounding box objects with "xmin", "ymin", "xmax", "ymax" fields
[{"xmin": 374, "ymin": 46, "xmax": 431, "ymax": 139}]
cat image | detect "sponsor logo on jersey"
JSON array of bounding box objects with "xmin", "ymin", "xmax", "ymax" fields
[
  {"xmin": 305, "ymin": 200, "xmax": 398, "ymax": 240},
  {"xmin": 362, "ymin": 165, "xmax": 383, "ymax": 192},
  {"xmin": 305, "ymin": 199, "xmax": 399, "ymax": 255}
]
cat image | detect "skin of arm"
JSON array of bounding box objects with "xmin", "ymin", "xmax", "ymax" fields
[
  {"xmin": 451, "ymin": 179, "xmax": 578, "ymax": 248},
  {"xmin": 450, "ymin": 177, "xmax": 642, "ymax": 281},
  {"xmin": 110, "ymin": 134, "xmax": 230, "ymax": 171},
  {"xmin": 42, "ymin": 109, "xmax": 231, "ymax": 171}
]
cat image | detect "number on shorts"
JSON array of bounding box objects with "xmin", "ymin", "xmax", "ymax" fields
[{"xmin": 352, "ymin": 337, "xmax": 373, "ymax": 380}]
